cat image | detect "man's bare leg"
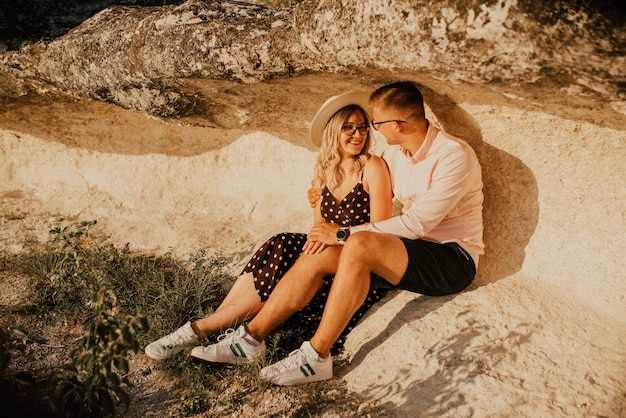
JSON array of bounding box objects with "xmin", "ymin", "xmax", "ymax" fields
[
  {"xmin": 309, "ymin": 232, "xmax": 409, "ymax": 357},
  {"xmin": 245, "ymin": 245, "xmax": 343, "ymax": 342}
]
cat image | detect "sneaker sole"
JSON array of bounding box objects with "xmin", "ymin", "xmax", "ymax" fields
[
  {"xmin": 262, "ymin": 370, "xmax": 333, "ymax": 386},
  {"xmin": 190, "ymin": 347, "xmax": 266, "ymax": 364},
  {"xmin": 261, "ymin": 363, "xmax": 332, "ymax": 385},
  {"xmin": 145, "ymin": 348, "xmax": 174, "ymax": 361}
]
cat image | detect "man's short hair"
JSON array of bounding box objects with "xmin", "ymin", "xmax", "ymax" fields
[{"xmin": 370, "ymin": 81, "xmax": 426, "ymax": 120}]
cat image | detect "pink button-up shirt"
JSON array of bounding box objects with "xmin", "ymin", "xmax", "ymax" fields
[{"xmin": 351, "ymin": 124, "xmax": 484, "ymax": 266}]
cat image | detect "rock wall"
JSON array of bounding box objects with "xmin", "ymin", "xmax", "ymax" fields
[
  {"xmin": 1, "ymin": 1, "xmax": 298, "ymax": 115},
  {"xmin": 1, "ymin": 0, "xmax": 624, "ymax": 115}
]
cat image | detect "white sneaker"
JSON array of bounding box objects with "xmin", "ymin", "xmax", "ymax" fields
[
  {"xmin": 145, "ymin": 321, "xmax": 199, "ymax": 360},
  {"xmin": 260, "ymin": 341, "xmax": 333, "ymax": 386},
  {"xmin": 190, "ymin": 325, "xmax": 266, "ymax": 364}
]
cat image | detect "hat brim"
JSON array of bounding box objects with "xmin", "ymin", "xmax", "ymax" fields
[{"xmin": 309, "ymin": 91, "xmax": 372, "ymax": 147}]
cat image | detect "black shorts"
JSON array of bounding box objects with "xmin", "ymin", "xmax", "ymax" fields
[{"xmin": 371, "ymin": 239, "xmax": 476, "ymax": 296}]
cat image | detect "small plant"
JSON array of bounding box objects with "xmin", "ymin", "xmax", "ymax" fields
[
  {"xmin": 49, "ymin": 220, "xmax": 97, "ymax": 251},
  {"xmin": 19, "ymin": 220, "xmax": 101, "ymax": 318},
  {"xmin": 1, "ymin": 219, "xmax": 342, "ymax": 416},
  {"xmin": 50, "ymin": 288, "xmax": 149, "ymax": 417}
]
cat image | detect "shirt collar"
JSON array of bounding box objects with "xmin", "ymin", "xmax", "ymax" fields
[{"xmin": 402, "ymin": 120, "xmax": 438, "ymax": 162}]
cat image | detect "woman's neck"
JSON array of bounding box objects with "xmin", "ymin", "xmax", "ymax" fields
[{"xmin": 339, "ymin": 157, "xmax": 353, "ymax": 170}]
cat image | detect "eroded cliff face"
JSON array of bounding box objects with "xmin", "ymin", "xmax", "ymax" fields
[
  {"xmin": 295, "ymin": 0, "xmax": 624, "ymax": 92},
  {"xmin": 1, "ymin": 1, "xmax": 297, "ymax": 115},
  {"xmin": 1, "ymin": 0, "xmax": 624, "ymax": 116}
]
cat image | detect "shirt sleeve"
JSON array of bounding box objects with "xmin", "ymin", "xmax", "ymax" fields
[{"xmin": 351, "ymin": 148, "xmax": 474, "ymax": 239}]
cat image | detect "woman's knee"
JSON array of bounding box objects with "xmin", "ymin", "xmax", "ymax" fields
[{"xmin": 296, "ymin": 247, "xmax": 341, "ymax": 273}]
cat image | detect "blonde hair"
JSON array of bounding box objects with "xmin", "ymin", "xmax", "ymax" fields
[{"xmin": 313, "ymin": 106, "xmax": 372, "ymax": 190}]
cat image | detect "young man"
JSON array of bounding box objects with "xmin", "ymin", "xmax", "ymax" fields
[{"xmin": 195, "ymin": 81, "xmax": 484, "ymax": 386}]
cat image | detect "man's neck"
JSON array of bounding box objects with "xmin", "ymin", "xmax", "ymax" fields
[{"xmin": 402, "ymin": 119, "xmax": 429, "ymax": 156}]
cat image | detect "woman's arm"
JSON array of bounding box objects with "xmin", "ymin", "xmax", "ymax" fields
[
  {"xmin": 363, "ymin": 155, "xmax": 393, "ymax": 223},
  {"xmin": 302, "ymin": 191, "xmax": 327, "ymax": 254},
  {"xmin": 313, "ymin": 195, "xmax": 324, "ymax": 225}
]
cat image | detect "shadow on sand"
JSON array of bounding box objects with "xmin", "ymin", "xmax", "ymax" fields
[
  {"xmin": 340, "ymin": 82, "xmax": 539, "ymax": 415},
  {"xmin": 419, "ymin": 83, "xmax": 540, "ymax": 287},
  {"xmin": 345, "ymin": 296, "xmax": 534, "ymax": 416}
]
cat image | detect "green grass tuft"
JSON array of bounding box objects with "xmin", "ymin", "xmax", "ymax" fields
[{"xmin": 0, "ymin": 220, "xmax": 321, "ymax": 416}]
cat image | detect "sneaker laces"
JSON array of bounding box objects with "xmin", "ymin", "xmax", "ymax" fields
[
  {"xmin": 279, "ymin": 347, "xmax": 312, "ymax": 369},
  {"xmin": 216, "ymin": 328, "xmax": 236, "ymax": 342},
  {"xmin": 163, "ymin": 327, "xmax": 192, "ymax": 347}
]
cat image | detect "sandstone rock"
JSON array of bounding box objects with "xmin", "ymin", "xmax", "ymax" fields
[{"xmin": 1, "ymin": 0, "xmax": 624, "ymax": 116}]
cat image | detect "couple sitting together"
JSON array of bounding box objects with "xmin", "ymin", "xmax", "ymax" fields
[{"xmin": 145, "ymin": 81, "xmax": 484, "ymax": 386}]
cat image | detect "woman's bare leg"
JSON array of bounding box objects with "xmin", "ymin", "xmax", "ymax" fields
[
  {"xmin": 246, "ymin": 246, "xmax": 343, "ymax": 341},
  {"xmin": 192, "ymin": 272, "xmax": 264, "ymax": 336}
]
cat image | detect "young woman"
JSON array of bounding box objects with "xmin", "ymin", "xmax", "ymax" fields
[{"xmin": 145, "ymin": 91, "xmax": 393, "ymax": 361}]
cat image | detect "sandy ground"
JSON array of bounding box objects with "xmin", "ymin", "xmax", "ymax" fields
[{"xmin": 1, "ymin": 71, "xmax": 625, "ymax": 417}]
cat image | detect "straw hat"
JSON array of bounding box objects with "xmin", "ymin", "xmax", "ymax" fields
[{"xmin": 309, "ymin": 91, "xmax": 371, "ymax": 147}]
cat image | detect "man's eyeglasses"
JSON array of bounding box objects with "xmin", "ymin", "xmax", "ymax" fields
[
  {"xmin": 342, "ymin": 124, "xmax": 369, "ymax": 137},
  {"xmin": 371, "ymin": 119, "xmax": 406, "ymax": 131}
]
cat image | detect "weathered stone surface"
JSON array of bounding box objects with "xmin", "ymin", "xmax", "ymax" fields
[
  {"xmin": 1, "ymin": 0, "xmax": 624, "ymax": 116},
  {"xmin": 1, "ymin": 1, "xmax": 298, "ymax": 115},
  {"xmin": 295, "ymin": 0, "xmax": 625, "ymax": 91}
]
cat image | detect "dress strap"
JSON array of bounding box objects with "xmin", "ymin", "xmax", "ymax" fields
[{"xmin": 359, "ymin": 156, "xmax": 371, "ymax": 181}]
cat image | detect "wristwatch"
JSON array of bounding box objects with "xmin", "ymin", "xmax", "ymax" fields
[{"xmin": 336, "ymin": 227, "xmax": 350, "ymax": 244}]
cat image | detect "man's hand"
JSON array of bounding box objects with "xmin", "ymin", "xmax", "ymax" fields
[{"xmin": 308, "ymin": 181, "xmax": 321, "ymax": 208}]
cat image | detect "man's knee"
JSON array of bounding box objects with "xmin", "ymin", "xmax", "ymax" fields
[
  {"xmin": 342, "ymin": 232, "xmax": 408, "ymax": 279},
  {"xmin": 342, "ymin": 231, "xmax": 373, "ymax": 260}
]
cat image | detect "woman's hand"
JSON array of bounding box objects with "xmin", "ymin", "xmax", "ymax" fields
[
  {"xmin": 306, "ymin": 223, "xmax": 341, "ymax": 248},
  {"xmin": 302, "ymin": 240, "xmax": 328, "ymax": 254}
]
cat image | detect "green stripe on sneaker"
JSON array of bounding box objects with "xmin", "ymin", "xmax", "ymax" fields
[
  {"xmin": 300, "ymin": 363, "xmax": 316, "ymax": 377},
  {"xmin": 229, "ymin": 343, "xmax": 247, "ymax": 358}
]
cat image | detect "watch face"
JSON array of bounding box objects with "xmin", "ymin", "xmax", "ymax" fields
[{"xmin": 337, "ymin": 229, "xmax": 347, "ymax": 240}]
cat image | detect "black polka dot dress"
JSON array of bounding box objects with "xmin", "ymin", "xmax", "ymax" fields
[{"xmin": 240, "ymin": 180, "xmax": 388, "ymax": 354}]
